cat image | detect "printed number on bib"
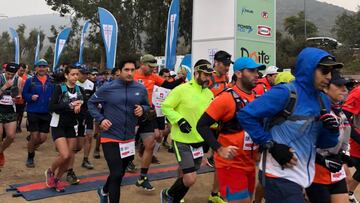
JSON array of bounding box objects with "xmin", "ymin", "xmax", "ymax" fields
[
  {"xmin": 190, "ymin": 146, "xmax": 204, "ymax": 159},
  {"xmin": 331, "ymin": 167, "xmax": 346, "ymax": 183},
  {"xmin": 0, "ymin": 95, "xmax": 13, "ymax": 105},
  {"xmin": 119, "ymin": 141, "xmax": 135, "ymax": 159},
  {"xmin": 243, "ymin": 131, "xmax": 258, "ymax": 150}
]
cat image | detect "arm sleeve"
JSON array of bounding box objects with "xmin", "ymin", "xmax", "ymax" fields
[
  {"xmin": 161, "ymin": 78, "xmax": 185, "ymax": 89},
  {"xmin": 236, "ymin": 85, "xmax": 290, "ymax": 145},
  {"xmin": 197, "ymin": 112, "xmax": 221, "ymax": 151},
  {"xmin": 49, "ymin": 85, "xmax": 70, "ymax": 113},
  {"xmin": 161, "ymin": 85, "xmax": 183, "ymax": 125},
  {"xmin": 22, "ymin": 78, "xmax": 33, "ymax": 103},
  {"xmin": 87, "ymin": 85, "xmax": 107, "ymax": 123},
  {"xmin": 140, "ymin": 87, "xmax": 150, "ymax": 113}
]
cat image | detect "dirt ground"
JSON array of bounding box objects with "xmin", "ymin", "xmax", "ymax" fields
[
  {"xmin": 1, "ymin": 120, "xmax": 360, "ymax": 203},
  {"xmin": 0, "ymin": 122, "xmax": 214, "ymax": 203}
]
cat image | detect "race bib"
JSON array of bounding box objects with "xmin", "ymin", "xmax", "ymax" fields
[
  {"xmin": 243, "ymin": 131, "xmax": 258, "ymax": 150},
  {"xmin": 119, "ymin": 141, "xmax": 135, "ymax": 159},
  {"xmin": 0, "ymin": 95, "xmax": 13, "ymax": 105},
  {"xmin": 190, "ymin": 146, "xmax": 204, "ymax": 159},
  {"xmin": 152, "ymin": 86, "xmax": 170, "ymax": 117},
  {"xmin": 331, "ymin": 167, "xmax": 346, "ymax": 183},
  {"xmin": 50, "ymin": 113, "xmax": 60, "ymax": 127}
]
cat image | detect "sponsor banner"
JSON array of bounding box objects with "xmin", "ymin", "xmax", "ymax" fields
[
  {"xmin": 34, "ymin": 33, "xmax": 41, "ymax": 64},
  {"xmin": 9, "ymin": 28, "xmax": 20, "ymax": 64},
  {"xmin": 53, "ymin": 28, "xmax": 71, "ymax": 71},
  {"xmin": 78, "ymin": 20, "xmax": 91, "ymax": 65},
  {"xmin": 164, "ymin": 0, "xmax": 180, "ymax": 70}
]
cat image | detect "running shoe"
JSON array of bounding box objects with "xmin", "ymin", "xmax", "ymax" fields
[
  {"xmin": 136, "ymin": 176, "xmax": 155, "ymax": 191},
  {"xmin": 26, "ymin": 157, "xmax": 35, "ymax": 168},
  {"xmin": 66, "ymin": 170, "xmax": 80, "ymax": 185},
  {"xmin": 97, "ymin": 188, "xmax": 109, "ymax": 203},
  {"xmin": 54, "ymin": 179, "xmax": 65, "ymax": 192},
  {"xmin": 350, "ymin": 193, "xmax": 359, "ymax": 203},
  {"xmin": 151, "ymin": 156, "xmax": 161, "ymax": 164},
  {"xmin": 206, "ymin": 156, "xmax": 215, "ymax": 168},
  {"xmin": 126, "ymin": 161, "xmax": 137, "ymax": 173},
  {"xmin": 81, "ymin": 159, "xmax": 94, "ymax": 169},
  {"xmin": 208, "ymin": 192, "xmax": 226, "ymax": 203},
  {"xmin": 93, "ymin": 149, "xmax": 101, "ymax": 159},
  {"xmin": 45, "ymin": 168, "xmax": 55, "ymax": 188},
  {"xmin": 160, "ymin": 188, "xmax": 173, "ymax": 203}
]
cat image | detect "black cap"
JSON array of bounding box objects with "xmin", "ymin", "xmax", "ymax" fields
[
  {"xmin": 319, "ymin": 56, "xmax": 343, "ymax": 69},
  {"xmin": 79, "ymin": 67, "xmax": 90, "ymax": 74},
  {"xmin": 330, "ymin": 70, "xmax": 349, "ymax": 85},
  {"xmin": 5, "ymin": 63, "xmax": 19, "ymax": 73},
  {"xmin": 214, "ymin": 50, "xmax": 233, "ymax": 65},
  {"xmin": 90, "ymin": 68, "xmax": 99, "ymax": 74}
]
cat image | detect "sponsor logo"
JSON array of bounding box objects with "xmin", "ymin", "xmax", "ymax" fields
[
  {"xmin": 261, "ymin": 11, "xmax": 269, "ymax": 19},
  {"xmin": 240, "ymin": 47, "xmax": 270, "ymax": 64},
  {"xmin": 238, "ymin": 24, "xmax": 254, "ymax": 33},
  {"xmin": 257, "ymin": 25, "xmax": 272, "ymax": 37},
  {"xmin": 241, "ymin": 7, "xmax": 254, "ymax": 15}
]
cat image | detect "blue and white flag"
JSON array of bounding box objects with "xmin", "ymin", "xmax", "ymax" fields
[
  {"xmin": 53, "ymin": 27, "xmax": 71, "ymax": 71},
  {"xmin": 98, "ymin": 7, "xmax": 118, "ymax": 69},
  {"xmin": 9, "ymin": 27, "xmax": 20, "ymax": 64},
  {"xmin": 164, "ymin": 0, "xmax": 180, "ymax": 70},
  {"xmin": 34, "ymin": 33, "xmax": 41, "ymax": 64},
  {"xmin": 78, "ymin": 20, "xmax": 91, "ymax": 65},
  {"xmin": 179, "ymin": 54, "xmax": 192, "ymax": 80}
]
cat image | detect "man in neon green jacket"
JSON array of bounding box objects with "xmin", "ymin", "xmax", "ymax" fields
[{"xmin": 161, "ymin": 59, "xmax": 214, "ymax": 203}]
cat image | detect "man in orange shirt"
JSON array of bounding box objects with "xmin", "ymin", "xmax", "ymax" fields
[
  {"xmin": 253, "ymin": 66, "xmax": 279, "ymax": 96},
  {"xmin": 209, "ymin": 50, "xmax": 233, "ymax": 97},
  {"xmin": 15, "ymin": 63, "xmax": 29, "ymax": 133},
  {"xmin": 197, "ymin": 57, "xmax": 265, "ymax": 203},
  {"xmin": 134, "ymin": 54, "xmax": 185, "ymax": 191}
]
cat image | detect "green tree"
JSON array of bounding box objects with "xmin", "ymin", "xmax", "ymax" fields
[
  {"xmin": 333, "ymin": 11, "xmax": 360, "ymax": 46},
  {"xmin": 284, "ymin": 11, "xmax": 318, "ymax": 39}
]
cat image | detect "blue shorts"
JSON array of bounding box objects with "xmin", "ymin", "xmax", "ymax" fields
[{"xmin": 264, "ymin": 177, "xmax": 305, "ymax": 203}]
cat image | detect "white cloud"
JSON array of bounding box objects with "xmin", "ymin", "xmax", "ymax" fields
[{"xmin": 0, "ymin": 0, "xmax": 54, "ymax": 17}]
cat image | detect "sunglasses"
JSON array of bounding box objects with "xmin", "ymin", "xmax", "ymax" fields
[
  {"xmin": 318, "ymin": 66, "xmax": 333, "ymax": 75},
  {"xmin": 194, "ymin": 64, "xmax": 214, "ymax": 73}
]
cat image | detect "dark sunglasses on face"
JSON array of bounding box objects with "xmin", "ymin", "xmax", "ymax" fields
[{"xmin": 318, "ymin": 66, "xmax": 333, "ymax": 75}]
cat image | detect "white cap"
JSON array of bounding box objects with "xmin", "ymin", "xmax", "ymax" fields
[
  {"xmin": 170, "ymin": 71, "xmax": 177, "ymax": 77},
  {"xmin": 265, "ymin": 66, "xmax": 279, "ymax": 76}
]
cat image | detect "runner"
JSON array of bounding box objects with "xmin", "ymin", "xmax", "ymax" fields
[
  {"xmin": 88, "ymin": 60, "xmax": 149, "ymax": 203},
  {"xmin": 134, "ymin": 54, "xmax": 185, "ymax": 191},
  {"xmin": 197, "ymin": 57, "xmax": 265, "ymax": 203},
  {"xmin": 76, "ymin": 67, "xmax": 96, "ymax": 170},
  {"xmin": 0, "ymin": 63, "xmax": 23, "ymax": 168},
  {"xmin": 22, "ymin": 59, "xmax": 54, "ymax": 168},
  {"xmin": 253, "ymin": 65, "xmax": 279, "ymax": 95},
  {"xmin": 237, "ymin": 48, "xmax": 342, "ymax": 203},
  {"xmin": 306, "ymin": 70, "xmax": 351, "ymax": 203},
  {"xmin": 207, "ymin": 50, "xmax": 234, "ymax": 203},
  {"xmin": 343, "ymin": 84, "xmax": 360, "ymax": 203},
  {"xmin": 160, "ymin": 59, "xmax": 214, "ymax": 203},
  {"xmin": 45, "ymin": 65, "xmax": 85, "ymax": 192},
  {"xmin": 15, "ymin": 63, "xmax": 29, "ymax": 133}
]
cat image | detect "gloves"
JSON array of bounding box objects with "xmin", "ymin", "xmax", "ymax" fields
[
  {"xmin": 339, "ymin": 152, "xmax": 354, "ymax": 167},
  {"xmin": 178, "ymin": 118, "xmax": 192, "ymax": 133},
  {"xmin": 320, "ymin": 113, "xmax": 339, "ymax": 132},
  {"xmin": 267, "ymin": 141, "xmax": 294, "ymax": 167},
  {"xmin": 316, "ymin": 153, "xmax": 343, "ymax": 173}
]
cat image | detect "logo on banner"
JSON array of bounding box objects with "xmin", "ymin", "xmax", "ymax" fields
[
  {"xmin": 103, "ymin": 24, "xmax": 113, "ymax": 52},
  {"xmin": 257, "ymin": 25, "xmax": 272, "ymax": 37},
  {"xmin": 169, "ymin": 14, "xmax": 177, "ymax": 55},
  {"xmin": 58, "ymin": 39, "xmax": 66, "ymax": 57},
  {"xmin": 238, "ymin": 24, "xmax": 253, "ymax": 33},
  {"xmin": 80, "ymin": 33, "xmax": 85, "ymax": 47},
  {"xmin": 261, "ymin": 11, "xmax": 269, "ymax": 19},
  {"xmin": 241, "ymin": 7, "xmax": 254, "ymax": 15},
  {"xmin": 240, "ymin": 47, "xmax": 270, "ymax": 64},
  {"xmin": 208, "ymin": 48, "xmax": 218, "ymax": 64}
]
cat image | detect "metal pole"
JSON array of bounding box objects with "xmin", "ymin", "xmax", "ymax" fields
[{"xmin": 304, "ymin": 0, "xmax": 307, "ymax": 39}]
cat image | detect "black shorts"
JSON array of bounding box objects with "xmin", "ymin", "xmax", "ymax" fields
[
  {"xmin": 156, "ymin": 116, "xmax": 165, "ymax": 130},
  {"xmin": 306, "ymin": 179, "xmax": 348, "ymax": 203},
  {"xmin": 51, "ymin": 126, "xmax": 77, "ymax": 141},
  {"xmin": 27, "ymin": 113, "xmax": 51, "ymax": 133},
  {"xmin": 137, "ymin": 118, "xmax": 156, "ymax": 140},
  {"xmin": 85, "ymin": 115, "xmax": 94, "ymax": 130},
  {"xmin": 15, "ymin": 104, "xmax": 25, "ymax": 113}
]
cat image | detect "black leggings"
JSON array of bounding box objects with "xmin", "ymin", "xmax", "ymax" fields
[{"xmin": 102, "ymin": 142, "xmax": 133, "ymax": 203}]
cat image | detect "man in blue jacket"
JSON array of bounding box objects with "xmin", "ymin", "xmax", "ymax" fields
[
  {"xmin": 237, "ymin": 47, "xmax": 341, "ymax": 203},
  {"xmin": 88, "ymin": 60, "xmax": 150, "ymax": 203},
  {"xmin": 22, "ymin": 59, "xmax": 54, "ymax": 168}
]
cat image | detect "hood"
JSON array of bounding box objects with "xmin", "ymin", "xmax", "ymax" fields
[{"xmin": 294, "ymin": 47, "xmax": 334, "ymax": 94}]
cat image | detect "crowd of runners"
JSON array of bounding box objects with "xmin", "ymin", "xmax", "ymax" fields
[{"xmin": 0, "ymin": 47, "xmax": 360, "ymax": 203}]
